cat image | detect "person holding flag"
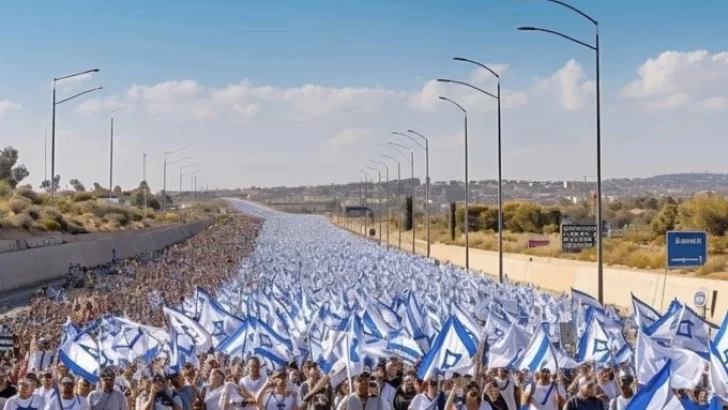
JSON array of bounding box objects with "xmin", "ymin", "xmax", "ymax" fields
[
  {"xmin": 255, "ymin": 371, "xmax": 298, "ymax": 410},
  {"xmin": 520, "ymin": 368, "xmax": 565, "ymax": 410}
]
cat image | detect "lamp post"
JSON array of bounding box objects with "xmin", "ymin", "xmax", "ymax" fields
[
  {"xmin": 519, "ymin": 0, "xmax": 603, "ymax": 303},
  {"xmin": 387, "ymin": 142, "xmax": 415, "ymax": 254},
  {"xmin": 405, "ymin": 130, "xmax": 430, "ymax": 257},
  {"xmin": 162, "ymin": 148, "xmax": 188, "ymax": 211},
  {"xmin": 381, "ymin": 154, "xmax": 402, "ymax": 249},
  {"xmin": 51, "ymin": 68, "xmax": 102, "ymax": 194},
  {"xmin": 361, "ymin": 171, "xmax": 370, "ymax": 237},
  {"xmin": 365, "ymin": 166, "xmax": 383, "ymax": 245},
  {"xmin": 180, "ymin": 164, "xmax": 199, "ymax": 197},
  {"xmin": 142, "ymin": 153, "xmax": 147, "ymax": 209},
  {"xmin": 439, "ymin": 63, "xmax": 504, "ymax": 282},
  {"xmin": 370, "ymin": 160, "xmax": 390, "ymax": 249},
  {"xmin": 439, "ymin": 95, "xmax": 470, "ymax": 270},
  {"xmin": 109, "ymin": 105, "xmax": 130, "ymax": 197}
]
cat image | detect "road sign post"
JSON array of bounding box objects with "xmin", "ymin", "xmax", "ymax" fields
[{"xmin": 660, "ymin": 231, "xmax": 707, "ymax": 310}]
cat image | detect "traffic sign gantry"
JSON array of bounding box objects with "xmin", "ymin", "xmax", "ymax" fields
[{"xmin": 666, "ymin": 231, "xmax": 707, "ymax": 269}]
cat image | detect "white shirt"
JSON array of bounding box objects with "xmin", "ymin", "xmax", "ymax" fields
[
  {"xmin": 43, "ymin": 395, "xmax": 89, "ymax": 410},
  {"xmin": 261, "ymin": 393, "xmax": 295, "ymax": 410},
  {"xmin": 454, "ymin": 403, "xmax": 492, "ymax": 410},
  {"xmin": 34, "ymin": 388, "xmax": 54, "ymax": 406},
  {"xmin": 239, "ymin": 376, "xmax": 266, "ymax": 410},
  {"xmin": 378, "ymin": 383, "xmax": 396, "ymax": 408},
  {"xmin": 599, "ymin": 382, "xmax": 618, "ymax": 401},
  {"xmin": 495, "ymin": 377, "xmax": 517, "ymax": 410},
  {"xmin": 337, "ymin": 394, "xmax": 389, "ymax": 410},
  {"xmin": 523, "ymin": 383, "xmax": 566, "ymax": 410},
  {"xmin": 204, "ymin": 383, "xmax": 240, "ymax": 410},
  {"xmin": 409, "ymin": 393, "xmax": 440, "ymax": 410},
  {"xmin": 4, "ymin": 394, "xmax": 45, "ymax": 410},
  {"xmin": 608, "ymin": 396, "xmax": 632, "ymax": 410}
]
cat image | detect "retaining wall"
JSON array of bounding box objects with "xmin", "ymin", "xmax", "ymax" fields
[{"xmin": 0, "ymin": 219, "xmax": 214, "ymax": 293}]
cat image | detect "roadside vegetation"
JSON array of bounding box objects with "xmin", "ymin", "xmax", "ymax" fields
[
  {"xmin": 0, "ymin": 145, "xmax": 224, "ymax": 236},
  {"xmin": 379, "ymin": 194, "xmax": 728, "ymax": 276}
]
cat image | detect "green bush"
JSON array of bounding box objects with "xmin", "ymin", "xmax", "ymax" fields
[
  {"xmin": 0, "ymin": 181, "xmax": 12, "ymax": 199},
  {"xmin": 73, "ymin": 192, "xmax": 94, "ymax": 202},
  {"xmin": 26, "ymin": 205, "xmax": 42, "ymax": 220},
  {"xmin": 14, "ymin": 187, "xmax": 42, "ymax": 204},
  {"xmin": 106, "ymin": 212, "xmax": 130, "ymax": 226}
]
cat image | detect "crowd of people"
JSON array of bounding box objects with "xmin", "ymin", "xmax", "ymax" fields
[{"xmin": 0, "ymin": 202, "xmax": 721, "ymax": 410}]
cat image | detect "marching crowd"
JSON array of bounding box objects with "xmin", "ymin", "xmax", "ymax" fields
[{"xmin": 0, "ymin": 204, "xmax": 720, "ymax": 410}]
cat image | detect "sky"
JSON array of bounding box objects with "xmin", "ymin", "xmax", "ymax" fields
[{"xmin": 1, "ymin": 0, "xmax": 727, "ymax": 191}]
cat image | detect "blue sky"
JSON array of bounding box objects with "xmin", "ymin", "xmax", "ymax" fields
[{"xmin": 1, "ymin": 0, "xmax": 727, "ymax": 190}]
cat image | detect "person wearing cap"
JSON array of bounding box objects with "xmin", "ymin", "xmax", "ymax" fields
[
  {"xmin": 520, "ymin": 368, "xmax": 565, "ymax": 410},
  {"xmin": 42, "ymin": 376, "xmax": 89, "ymax": 410},
  {"xmin": 88, "ymin": 368, "xmax": 128, "ymax": 410},
  {"xmin": 563, "ymin": 377, "xmax": 603, "ymax": 410},
  {"xmin": 3, "ymin": 375, "xmax": 45, "ymax": 410},
  {"xmin": 408, "ymin": 376, "xmax": 445, "ymax": 410},
  {"xmin": 336, "ymin": 371, "xmax": 389, "ymax": 410},
  {"xmin": 140, "ymin": 373, "xmax": 182, "ymax": 410},
  {"xmin": 607, "ymin": 372, "xmax": 633, "ymax": 410},
  {"xmin": 256, "ymin": 370, "xmax": 297, "ymax": 410}
]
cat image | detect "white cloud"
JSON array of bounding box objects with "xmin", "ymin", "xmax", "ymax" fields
[
  {"xmin": 325, "ymin": 128, "xmax": 372, "ymax": 149},
  {"xmin": 533, "ymin": 60, "xmax": 593, "ymax": 111},
  {"xmin": 0, "ymin": 100, "xmax": 21, "ymax": 115},
  {"xmin": 623, "ymin": 50, "xmax": 728, "ymax": 110}
]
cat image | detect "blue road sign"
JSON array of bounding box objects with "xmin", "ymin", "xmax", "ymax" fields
[{"xmin": 666, "ymin": 231, "xmax": 707, "ymax": 269}]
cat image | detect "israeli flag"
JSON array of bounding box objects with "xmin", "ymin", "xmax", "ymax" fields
[
  {"xmin": 634, "ymin": 331, "xmax": 703, "ymax": 389},
  {"xmin": 216, "ymin": 320, "xmax": 254, "ymax": 357},
  {"xmin": 417, "ymin": 316, "xmax": 477, "ymax": 380},
  {"xmin": 163, "ymin": 306, "xmax": 212, "ymax": 352},
  {"xmin": 386, "ymin": 330, "xmax": 423, "ymax": 364},
  {"xmin": 631, "ymin": 293, "xmax": 660, "ymax": 330},
  {"xmin": 29, "ymin": 350, "xmax": 55, "ymax": 372},
  {"xmin": 486, "ymin": 324, "xmax": 530, "ymax": 369},
  {"xmin": 196, "ymin": 287, "xmax": 244, "ymax": 346},
  {"xmin": 252, "ymin": 318, "xmax": 294, "ymax": 368},
  {"xmin": 626, "ymin": 359, "xmax": 672, "ymax": 410},
  {"xmin": 58, "ymin": 331, "xmax": 101, "ymax": 383},
  {"xmin": 575, "ymin": 316, "xmax": 611, "ymax": 364},
  {"xmin": 516, "ymin": 323, "xmax": 559, "ymax": 374},
  {"xmin": 671, "ymin": 305, "xmax": 716, "ymax": 358},
  {"xmin": 710, "ymin": 340, "xmax": 728, "ymax": 402},
  {"xmin": 571, "ymin": 288, "xmax": 603, "ymax": 309}
]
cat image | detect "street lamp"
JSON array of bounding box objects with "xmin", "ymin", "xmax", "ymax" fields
[
  {"xmin": 439, "ymin": 95, "xmax": 470, "ymax": 270},
  {"xmin": 162, "ymin": 148, "xmax": 188, "ymax": 211},
  {"xmin": 180, "ymin": 164, "xmax": 200, "ymax": 196},
  {"xmin": 519, "ymin": 0, "xmax": 603, "ymax": 303},
  {"xmin": 439, "ymin": 60, "xmax": 504, "ymax": 283},
  {"xmin": 369, "ymin": 160, "xmax": 391, "ymax": 249},
  {"xmin": 360, "ymin": 170, "xmax": 370, "ymax": 236},
  {"xmin": 381, "ymin": 154, "xmax": 402, "ymax": 249},
  {"xmin": 393, "ymin": 131, "xmax": 430, "ymax": 257},
  {"xmin": 51, "ymin": 68, "xmax": 101, "ymax": 194},
  {"xmin": 109, "ymin": 105, "xmax": 130, "ymax": 197},
  {"xmin": 365, "ymin": 166, "xmax": 383, "ymax": 245},
  {"xmin": 387, "ymin": 142, "xmax": 415, "ymax": 254}
]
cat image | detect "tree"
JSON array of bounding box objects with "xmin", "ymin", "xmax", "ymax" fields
[
  {"xmin": 92, "ymin": 183, "xmax": 109, "ymax": 197},
  {"xmin": 677, "ymin": 194, "xmax": 728, "ymax": 236},
  {"xmin": 113, "ymin": 185, "xmax": 122, "ymax": 197},
  {"xmin": 0, "ymin": 146, "xmax": 29, "ymax": 188},
  {"xmin": 650, "ymin": 203, "xmax": 678, "ymax": 237},
  {"xmin": 69, "ymin": 179, "xmax": 86, "ymax": 192}
]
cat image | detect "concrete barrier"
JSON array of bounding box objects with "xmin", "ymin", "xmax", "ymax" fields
[{"xmin": 0, "ymin": 219, "xmax": 214, "ymax": 294}]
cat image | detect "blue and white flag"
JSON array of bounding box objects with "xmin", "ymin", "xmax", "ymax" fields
[
  {"xmin": 575, "ymin": 316, "xmax": 611, "ymax": 364},
  {"xmin": 631, "ymin": 293, "xmax": 660, "ymax": 330},
  {"xmin": 516, "ymin": 323, "xmax": 559, "ymax": 373},
  {"xmin": 626, "ymin": 359, "xmax": 672, "ymax": 410},
  {"xmin": 196, "ymin": 287, "xmax": 245, "ymax": 346},
  {"xmin": 163, "ymin": 306, "xmax": 212, "ymax": 352},
  {"xmin": 418, "ymin": 316, "xmax": 478, "ymax": 380},
  {"xmin": 634, "ymin": 330, "xmax": 703, "ymax": 389},
  {"xmin": 386, "ymin": 330, "xmax": 423, "ymax": 364},
  {"xmin": 571, "ymin": 288, "xmax": 602, "ymax": 310},
  {"xmin": 58, "ymin": 331, "xmax": 101, "ymax": 383},
  {"xmin": 671, "ymin": 305, "xmax": 715, "ymax": 357}
]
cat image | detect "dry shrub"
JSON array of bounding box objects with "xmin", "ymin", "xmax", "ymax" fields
[
  {"xmin": 39, "ymin": 218, "xmax": 62, "ymax": 231},
  {"xmin": 0, "ymin": 181, "xmax": 12, "ymax": 199},
  {"xmin": 8, "ymin": 196, "xmax": 31, "ymax": 214},
  {"xmin": 26, "ymin": 205, "xmax": 42, "ymax": 220},
  {"xmin": 8, "ymin": 213, "xmax": 34, "ymax": 229},
  {"xmin": 697, "ymin": 256, "xmax": 726, "ymax": 276},
  {"xmin": 31, "ymin": 222, "xmax": 48, "ymax": 232},
  {"xmin": 106, "ymin": 212, "xmax": 130, "ymax": 226},
  {"xmin": 164, "ymin": 212, "xmax": 180, "ymax": 223},
  {"xmin": 14, "ymin": 188, "xmax": 42, "ymax": 204},
  {"xmin": 73, "ymin": 192, "xmax": 94, "ymax": 202}
]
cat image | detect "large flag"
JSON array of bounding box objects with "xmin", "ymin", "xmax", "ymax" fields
[
  {"xmin": 631, "ymin": 293, "xmax": 660, "ymax": 330},
  {"xmin": 634, "ymin": 331, "xmax": 703, "ymax": 389},
  {"xmin": 58, "ymin": 331, "xmax": 101, "ymax": 383},
  {"xmin": 626, "ymin": 360, "xmax": 672, "ymax": 410},
  {"xmin": 417, "ymin": 316, "xmax": 478, "ymax": 380},
  {"xmin": 195, "ymin": 287, "xmax": 245, "ymax": 346},
  {"xmin": 575, "ymin": 316, "xmax": 611, "ymax": 364},
  {"xmin": 516, "ymin": 323, "xmax": 559, "ymax": 374},
  {"xmin": 163, "ymin": 306, "xmax": 212, "ymax": 352}
]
